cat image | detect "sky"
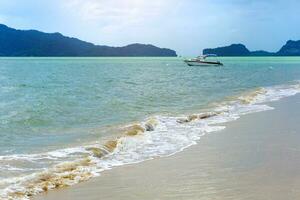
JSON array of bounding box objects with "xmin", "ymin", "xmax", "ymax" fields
[{"xmin": 0, "ymin": 0, "xmax": 300, "ymax": 55}]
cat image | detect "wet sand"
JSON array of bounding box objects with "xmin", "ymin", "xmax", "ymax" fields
[{"xmin": 35, "ymin": 94, "xmax": 300, "ymax": 200}]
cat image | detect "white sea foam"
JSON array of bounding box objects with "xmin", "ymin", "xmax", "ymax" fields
[{"xmin": 0, "ymin": 82, "xmax": 300, "ymax": 200}]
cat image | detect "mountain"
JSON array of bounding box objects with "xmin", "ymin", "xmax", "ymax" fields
[
  {"xmin": 0, "ymin": 24, "xmax": 177, "ymax": 57},
  {"xmin": 203, "ymin": 40, "xmax": 300, "ymax": 56},
  {"xmin": 249, "ymin": 50, "xmax": 275, "ymax": 56},
  {"xmin": 203, "ymin": 44, "xmax": 251, "ymax": 56},
  {"xmin": 277, "ymin": 40, "xmax": 300, "ymax": 56}
]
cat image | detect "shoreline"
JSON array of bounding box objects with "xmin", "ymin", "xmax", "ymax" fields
[{"xmin": 35, "ymin": 93, "xmax": 300, "ymax": 200}]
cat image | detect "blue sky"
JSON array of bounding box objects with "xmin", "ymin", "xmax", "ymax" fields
[{"xmin": 0, "ymin": 0, "xmax": 299, "ymax": 55}]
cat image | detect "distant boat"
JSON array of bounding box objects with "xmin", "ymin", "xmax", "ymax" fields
[{"xmin": 184, "ymin": 54, "xmax": 223, "ymax": 66}]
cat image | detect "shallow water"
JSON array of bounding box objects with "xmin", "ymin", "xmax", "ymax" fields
[{"xmin": 0, "ymin": 57, "xmax": 300, "ymax": 199}]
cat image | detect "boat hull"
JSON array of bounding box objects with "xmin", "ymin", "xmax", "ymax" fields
[{"xmin": 184, "ymin": 60, "xmax": 223, "ymax": 66}]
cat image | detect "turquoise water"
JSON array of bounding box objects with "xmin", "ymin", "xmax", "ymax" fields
[
  {"xmin": 1, "ymin": 57, "xmax": 300, "ymax": 199},
  {"xmin": 1, "ymin": 57, "xmax": 300, "ymax": 154}
]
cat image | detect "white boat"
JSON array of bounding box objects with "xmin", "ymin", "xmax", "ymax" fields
[{"xmin": 184, "ymin": 54, "xmax": 223, "ymax": 66}]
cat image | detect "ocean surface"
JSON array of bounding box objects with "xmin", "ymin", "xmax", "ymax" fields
[{"xmin": 0, "ymin": 57, "xmax": 300, "ymax": 199}]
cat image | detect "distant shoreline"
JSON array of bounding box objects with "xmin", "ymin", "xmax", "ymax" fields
[
  {"xmin": 0, "ymin": 55, "xmax": 178, "ymax": 58},
  {"xmin": 0, "ymin": 24, "xmax": 177, "ymax": 57},
  {"xmin": 2, "ymin": 55, "xmax": 300, "ymax": 58},
  {"xmin": 203, "ymin": 41, "xmax": 300, "ymax": 56}
]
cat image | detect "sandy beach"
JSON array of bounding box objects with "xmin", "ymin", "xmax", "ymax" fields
[{"xmin": 34, "ymin": 94, "xmax": 300, "ymax": 200}]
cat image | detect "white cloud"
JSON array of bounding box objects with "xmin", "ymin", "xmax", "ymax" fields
[{"xmin": 61, "ymin": 0, "xmax": 173, "ymax": 29}]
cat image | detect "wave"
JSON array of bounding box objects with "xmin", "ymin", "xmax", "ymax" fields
[{"xmin": 1, "ymin": 81, "xmax": 300, "ymax": 200}]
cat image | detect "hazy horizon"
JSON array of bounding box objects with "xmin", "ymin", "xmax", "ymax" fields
[{"xmin": 0, "ymin": 0, "xmax": 299, "ymax": 56}]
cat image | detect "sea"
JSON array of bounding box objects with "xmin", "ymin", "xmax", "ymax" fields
[{"xmin": 0, "ymin": 57, "xmax": 300, "ymax": 199}]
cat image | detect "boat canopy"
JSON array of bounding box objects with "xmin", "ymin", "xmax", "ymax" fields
[{"xmin": 197, "ymin": 54, "xmax": 218, "ymax": 59}]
